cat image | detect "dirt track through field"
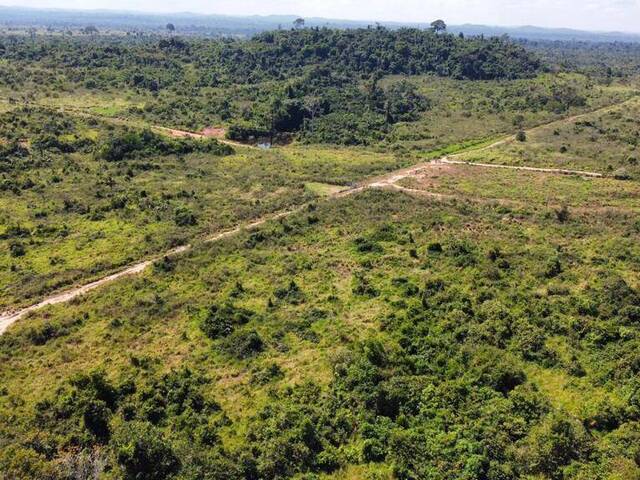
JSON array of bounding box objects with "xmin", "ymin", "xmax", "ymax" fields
[
  {"xmin": 0, "ymin": 99, "xmax": 631, "ymax": 334},
  {"xmin": 439, "ymin": 158, "xmax": 604, "ymax": 177},
  {"xmin": 153, "ymin": 126, "xmax": 257, "ymax": 149},
  {"xmin": 0, "ymin": 211, "xmax": 301, "ymax": 335}
]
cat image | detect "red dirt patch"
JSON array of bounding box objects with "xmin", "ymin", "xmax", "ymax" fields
[
  {"xmin": 201, "ymin": 126, "xmax": 226, "ymax": 138},
  {"xmin": 161, "ymin": 127, "xmax": 203, "ymax": 139}
]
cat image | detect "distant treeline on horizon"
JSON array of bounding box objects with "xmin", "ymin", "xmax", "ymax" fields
[{"xmin": 1, "ymin": 5, "xmax": 640, "ymax": 43}]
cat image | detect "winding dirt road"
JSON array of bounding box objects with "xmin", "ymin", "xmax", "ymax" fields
[
  {"xmin": 0, "ymin": 212, "xmax": 301, "ymax": 335},
  {"xmin": 0, "ymin": 99, "xmax": 630, "ymax": 335}
]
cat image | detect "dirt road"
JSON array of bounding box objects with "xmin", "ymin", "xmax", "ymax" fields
[
  {"xmin": 0, "ymin": 210, "xmax": 306, "ymax": 334},
  {"xmin": 439, "ymin": 158, "xmax": 604, "ymax": 177},
  {"xmin": 153, "ymin": 126, "xmax": 256, "ymax": 149},
  {"xmin": 0, "ymin": 101, "xmax": 625, "ymax": 335}
]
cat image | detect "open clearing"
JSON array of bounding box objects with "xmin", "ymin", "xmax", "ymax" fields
[{"xmin": 2, "ymin": 98, "xmax": 636, "ymax": 334}]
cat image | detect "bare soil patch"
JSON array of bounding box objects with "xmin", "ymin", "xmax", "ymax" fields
[{"xmin": 202, "ymin": 126, "xmax": 227, "ymax": 138}]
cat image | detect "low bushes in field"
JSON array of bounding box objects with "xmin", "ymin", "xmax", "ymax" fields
[{"xmin": 95, "ymin": 129, "xmax": 233, "ymax": 162}]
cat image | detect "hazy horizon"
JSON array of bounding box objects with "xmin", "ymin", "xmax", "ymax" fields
[{"xmin": 4, "ymin": 0, "xmax": 640, "ymax": 34}]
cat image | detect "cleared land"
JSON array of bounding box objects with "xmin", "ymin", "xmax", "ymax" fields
[
  {"xmin": 458, "ymin": 95, "xmax": 640, "ymax": 178},
  {"xmin": 2, "ymin": 31, "xmax": 640, "ymax": 479},
  {"xmin": 2, "ymin": 93, "xmax": 638, "ymax": 330},
  {"xmin": 0, "ymin": 108, "xmax": 407, "ymax": 310},
  {"xmin": 395, "ymin": 162, "xmax": 639, "ymax": 212}
]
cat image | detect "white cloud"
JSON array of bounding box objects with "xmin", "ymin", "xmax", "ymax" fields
[{"xmin": 9, "ymin": 0, "xmax": 640, "ymax": 32}]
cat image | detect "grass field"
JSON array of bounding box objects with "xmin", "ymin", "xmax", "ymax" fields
[
  {"xmin": 396, "ymin": 163, "xmax": 640, "ymax": 211},
  {"xmin": 383, "ymin": 73, "xmax": 639, "ymax": 152},
  {"xmin": 458, "ymin": 95, "xmax": 640, "ymax": 178},
  {"xmin": 0, "ymin": 137, "xmax": 415, "ymax": 309}
]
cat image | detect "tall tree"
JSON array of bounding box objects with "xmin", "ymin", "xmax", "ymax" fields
[
  {"xmin": 293, "ymin": 18, "xmax": 305, "ymax": 29},
  {"xmin": 430, "ymin": 19, "xmax": 447, "ymax": 33},
  {"xmin": 166, "ymin": 23, "xmax": 175, "ymax": 34},
  {"xmin": 268, "ymin": 95, "xmax": 285, "ymax": 144},
  {"xmin": 83, "ymin": 25, "xmax": 99, "ymax": 36},
  {"xmin": 303, "ymin": 96, "xmax": 323, "ymax": 132}
]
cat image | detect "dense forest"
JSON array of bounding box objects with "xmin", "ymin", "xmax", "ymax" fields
[
  {"xmin": 0, "ymin": 28, "xmax": 542, "ymax": 85},
  {"xmin": 0, "ymin": 28, "xmax": 543, "ymax": 145},
  {"xmin": 4, "ymin": 29, "xmax": 637, "ymax": 147},
  {"xmin": 521, "ymin": 39, "xmax": 640, "ymax": 78}
]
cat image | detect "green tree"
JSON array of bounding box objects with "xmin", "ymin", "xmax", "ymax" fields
[
  {"xmin": 113, "ymin": 421, "xmax": 181, "ymax": 480},
  {"xmin": 83, "ymin": 25, "xmax": 99, "ymax": 36},
  {"xmin": 430, "ymin": 19, "xmax": 447, "ymax": 33},
  {"xmin": 523, "ymin": 415, "xmax": 590, "ymax": 479}
]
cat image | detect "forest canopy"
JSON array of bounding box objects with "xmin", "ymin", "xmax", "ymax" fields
[{"xmin": 0, "ymin": 27, "xmax": 542, "ymax": 87}]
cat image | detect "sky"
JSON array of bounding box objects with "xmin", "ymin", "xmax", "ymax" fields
[{"xmin": 8, "ymin": 0, "xmax": 640, "ymax": 33}]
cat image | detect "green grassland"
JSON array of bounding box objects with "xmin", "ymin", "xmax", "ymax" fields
[
  {"xmin": 3, "ymin": 71, "xmax": 637, "ymax": 311},
  {"xmin": 458, "ymin": 95, "xmax": 640, "ymax": 179},
  {"xmin": 397, "ymin": 163, "xmax": 640, "ymax": 211},
  {"xmin": 1, "ymin": 188, "xmax": 639, "ymax": 479},
  {"xmin": 383, "ymin": 73, "xmax": 639, "ymax": 152},
  {"xmin": 0, "ymin": 108, "xmax": 411, "ymax": 309}
]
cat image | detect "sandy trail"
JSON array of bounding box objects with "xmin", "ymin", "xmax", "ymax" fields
[
  {"xmin": 0, "ymin": 99, "xmax": 629, "ymax": 334},
  {"xmin": 153, "ymin": 126, "xmax": 256, "ymax": 149},
  {"xmin": 0, "ymin": 154, "xmax": 608, "ymax": 334},
  {"xmin": 0, "ymin": 210, "xmax": 303, "ymax": 335},
  {"xmin": 439, "ymin": 158, "xmax": 604, "ymax": 177},
  {"xmin": 0, "ymin": 261, "xmax": 153, "ymax": 334}
]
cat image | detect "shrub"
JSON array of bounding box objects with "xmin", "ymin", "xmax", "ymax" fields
[
  {"xmin": 523, "ymin": 415, "xmax": 590, "ymax": 478},
  {"xmin": 200, "ymin": 303, "xmax": 254, "ymax": 340},
  {"xmin": 138, "ymin": 368, "xmax": 217, "ymax": 425},
  {"xmin": 555, "ymin": 205, "xmax": 570, "ymax": 223},
  {"xmin": 354, "ymin": 237, "xmax": 383, "ymax": 254},
  {"xmin": 251, "ymin": 363, "xmax": 284, "ymax": 385},
  {"xmin": 352, "ymin": 273, "xmax": 379, "ymax": 298},
  {"xmin": 9, "ymin": 241, "xmax": 25, "ymax": 257},
  {"xmin": 82, "ymin": 399, "xmax": 111, "ymax": 441},
  {"xmin": 613, "ymin": 167, "xmax": 632, "ymax": 180},
  {"xmin": 226, "ymin": 122, "xmax": 270, "ymax": 142},
  {"xmin": 0, "ymin": 141, "xmax": 29, "ymax": 160},
  {"xmin": 26, "ymin": 321, "xmax": 71, "ymax": 345},
  {"xmin": 544, "ymin": 257, "xmax": 563, "ymax": 279},
  {"xmin": 221, "ymin": 330, "xmax": 264, "ymax": 359},
  {"xmin": 174, "ymin": 207, "xmax": 197, "ymax": 227},
  {"xmin": 274, "ymin": 280, "xmax": 304, "ymax": 304},
  {"xmin": 384, "ymin": 80, "xmax": 430, "ymax": 122},
  {"xmin": 421, "ymin": 277, "xmax": 446, "ymax": 308},
  {"xmin": 32, "ymin": 133, "xmax": 77, "ymax": 153},
  {"xmin": 448, "ymin": 241, "xmax": 477, "ymax": 266},
  {"xmin": 114, "ymin": 421, "xmax": 181, "ymax": 480},
  {"xmin": 96, "ymin": 128, "xmax": 232, "ymax": 162},
  {"xmin": 426, "ymin": 242, "xmax": 443, "ymax": 253}
]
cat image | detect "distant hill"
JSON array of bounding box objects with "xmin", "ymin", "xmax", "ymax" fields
[
  {"xmin": 452, "ymin": 24, "xmax": 640, "ymax": 43},
  {"xmin": 1, "ymin": 5, "xmax": 639, "ymax": 42}
]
